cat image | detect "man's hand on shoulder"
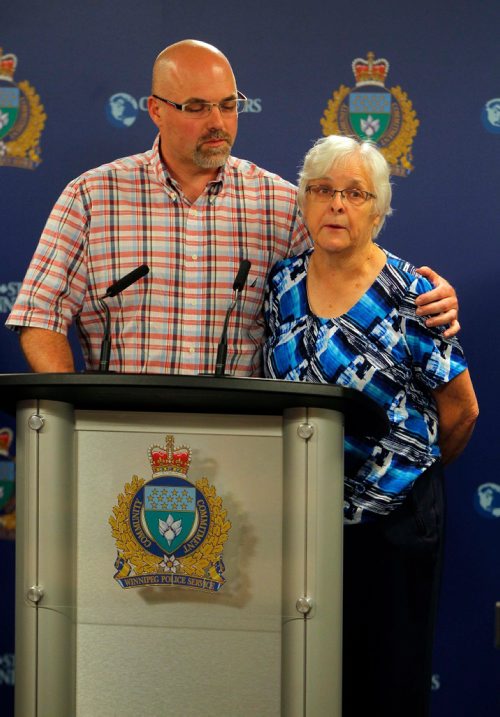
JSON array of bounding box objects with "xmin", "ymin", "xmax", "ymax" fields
[{"xmin": 415, "ymin": 265, "xmax": 460, "ymax": 338}]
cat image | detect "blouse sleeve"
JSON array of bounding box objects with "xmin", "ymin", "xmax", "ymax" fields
[{"xmin": 402, "ymin": 275, "xmax": 467, "ymax": 391}]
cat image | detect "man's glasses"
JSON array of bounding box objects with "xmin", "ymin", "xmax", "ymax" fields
[
  {"xmin": 306, "ymin": 185, "xmax": 376, "ymax": 206},
  {"xmin": 152, "ymin": 91, "xmax": 248, "ymax": 118}
]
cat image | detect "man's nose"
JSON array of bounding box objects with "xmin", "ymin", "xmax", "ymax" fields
[{"xmin": 206, "ymin": 105, "xmax": 225, "ymax": 128}]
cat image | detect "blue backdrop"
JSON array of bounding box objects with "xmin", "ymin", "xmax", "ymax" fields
[{"xmin": 1, "ymin": 1, "xmax": 499, "ymax": 714}]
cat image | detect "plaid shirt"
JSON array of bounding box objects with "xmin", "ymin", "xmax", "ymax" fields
[{"xmin": 7, "ymin": 137, "xmax": 311, "ymax": 374}]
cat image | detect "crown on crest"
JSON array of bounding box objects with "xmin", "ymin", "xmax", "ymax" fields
[
  {"xmin": 352, "ymin": 52, "xmax": 389, "ymax": 87},
  {"xmin": 0, "ymin": 49, "xmax": 18, "ymax": 82},
  {"xmin": 0, "ymin": 427, "xmax": 14, "ymax": 457},
  {"xmin": 148, "ymin": 435, "xmax": 191, "ymax": 476}
]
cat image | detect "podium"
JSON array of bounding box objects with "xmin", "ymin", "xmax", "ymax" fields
[{"xmin": 0, "ymin": 373, "xmax": 387, "ymax": 717}]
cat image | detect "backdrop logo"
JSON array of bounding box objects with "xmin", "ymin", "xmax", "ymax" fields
[
  {"xmin": 105, "ymin": 93, "xmax": 262, "ymax": 128},
  {"xmin": 110, "ymin": 435, "xmax": 231, "ymax": 592},
  {"xmin": 321, "ymin": 52, "xmax": 419, "ymax": 176},
  {"xmin": 0, "ymin": 281, "xmax": 21, "ymax": 314},
  {"xmin": 106, "ymin": 92, "xmax": 139, "ymax": 128},
  {"xmin": 474, "ymin": 482, "xmax": 500, "ymax": 518},
  {"xmin": 241, "ymin": 98, "xmax": 262, "ymax": 113},
  {"xmin": 0, "ymin": 48, "xmax": 46, "ymax": 170},
  {"xmin": 481, "ymin": 98, "xmax": 500, "ymax": 134}
]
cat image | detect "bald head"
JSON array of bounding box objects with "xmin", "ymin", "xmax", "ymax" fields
[
  {"xmin": 151, "ymin": 40, "xmax": 236, "ymax": 97},
  {"xmin": 148, "ymin": 39, "xmax": 240, "ymax": 183}
]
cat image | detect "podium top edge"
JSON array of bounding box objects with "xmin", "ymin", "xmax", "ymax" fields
[{"xmin": 0, "ymin": 373, "xmax": 388, "ymax": 437}]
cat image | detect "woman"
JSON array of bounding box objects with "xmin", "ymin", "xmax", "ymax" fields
[{"xmin": 263, "ymin": 135, "xmax": 478, "ymax": 716}]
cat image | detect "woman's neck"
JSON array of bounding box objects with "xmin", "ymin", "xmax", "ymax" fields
[{"xmin": 307, "ymin": 243, "xmax": 386, "ymax": 318}]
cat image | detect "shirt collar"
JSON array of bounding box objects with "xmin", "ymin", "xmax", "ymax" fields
[{"xmin": 150, "ymin": 134, "xmax": 226, "ymax": 201}]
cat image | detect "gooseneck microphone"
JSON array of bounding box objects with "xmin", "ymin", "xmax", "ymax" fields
[
  {"xmin": 97, "ymin": 264, "xmax": 150, "ymax": 372},
  {"xmin": 232, "ymin": 260, "xmax": 252, "ymax": 293},
  {"xmin": 215, "ymin": 259, "xmax": 251, "ymax": 376},
  {"xmin": 103, "ymin": 264, "xmax": 150, "ymax": 298}
]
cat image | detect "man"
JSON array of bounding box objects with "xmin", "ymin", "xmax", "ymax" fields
[{"xmin": 6, "ymin": 40, "xmax": 459, "ymax": 373}]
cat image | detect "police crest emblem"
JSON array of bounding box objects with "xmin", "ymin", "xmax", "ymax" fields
[
  {"xmin": 321, "ymin": 52, "xmax": 419, "ymax": 176},
  {"xmin": 109, "ymin": 435, "xmax": 231, "ymax": 592},
  {"xmin": 0, "ymin": 48, "xmax": 46, "ymax": 170}
]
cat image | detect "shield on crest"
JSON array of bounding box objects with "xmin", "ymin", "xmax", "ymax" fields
[
  {"xmin": 0, "ymin": 86, "xmax": 20, "ymax": 140},
  {"xmin": 348, "ymin": 89, "xmax": 391, "ymax": 142},
  {"xmin": 143, "ymin": 482, "xmax": 197, "ymax": 554}
]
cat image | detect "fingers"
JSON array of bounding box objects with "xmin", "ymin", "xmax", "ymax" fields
[
  {"xmin": 415, "ymin": 283, "xmax": 457, "ymax": 308},
  {"xmin": 423, "ymin": 309, "xmax": 459, "ymax": 328},
  {"xmin": 415, "ymin": 268, "xmax": 457, "ymax": 306},
  {"xmin": 441, "ymin": 319, "xmax": 461, "ymax": 338},
  {"xmin": 416, "ymin": 296, "xmax": 458, "ymax": 316},
  {"xmin": 416, "ymin": 265, "xmax": 438, "ymax": 283},
  {"xmin": 423, "ymin": 308, "xmax": 458, "ymax": 325},
  {"xmin": 415, "ymin": 266, "xmax": 460, "ymax": 336}
]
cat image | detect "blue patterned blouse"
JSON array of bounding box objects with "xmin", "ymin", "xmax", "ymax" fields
[{"xmin": 263, "ymin": 248, "xmax": 467, "ymax": 522}]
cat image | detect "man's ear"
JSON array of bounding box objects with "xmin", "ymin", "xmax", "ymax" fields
[{"xmin": 148, "ymin": 96, "xmax": 161, "ymax": 128}]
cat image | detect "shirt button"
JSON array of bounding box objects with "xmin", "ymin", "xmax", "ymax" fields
[
  {"xmin": 189, "ymin": 348, "xmax": 195, "ymax": 354},
  {"xmin": 191, "ymin": 254, "xmax": 198, "ymax": 260}
]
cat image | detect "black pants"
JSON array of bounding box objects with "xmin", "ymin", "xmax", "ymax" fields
[{"xmin": 342, "ymin": 462, "xmax": 445, "ymax": 717}]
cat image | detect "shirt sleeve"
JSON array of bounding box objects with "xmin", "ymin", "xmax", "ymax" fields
[
  {"xmin": 402, "ymin": 275, "xmax": 467, "ymax": 391},
  {"xmin": 288, "ymin": 207, "xmax": 312, "ymax": 257},
  {"xmin": 6, "ymin": 181, "xmax": 89, "ymax": 335}
]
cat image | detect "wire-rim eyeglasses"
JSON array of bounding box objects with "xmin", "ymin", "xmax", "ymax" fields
[
  {"xmin": 306, "ymin": 185, "xmax": 377, "ymax": 206},
  {"xmin": 151, "ymin": 91, "xmax": 248, "ymax": 118}
]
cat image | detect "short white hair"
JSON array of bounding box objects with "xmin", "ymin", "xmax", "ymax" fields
[{"xmin": 297, "ymin": 135, "xmax": 393, "ymax": 238}]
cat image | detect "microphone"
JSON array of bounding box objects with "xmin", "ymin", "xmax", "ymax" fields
[
  {"xmin": 103, "ymin": 264, "xmax": 150, "ymax": 298},
  {"xmin": 232, "ymin": 260, "xmax": 251, "ymax": 292},
  {"xmin": 215, "ymin": 259, "xmax": 251, "ymax": 376},
  {"xmin": 97, "ymin": 264, "xmax": 150, "ymax": 372}
]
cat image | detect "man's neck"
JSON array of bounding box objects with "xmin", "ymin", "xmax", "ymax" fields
[{"xmin": 161, "ymin": 152, "xmax": 223, "ymax": 203}]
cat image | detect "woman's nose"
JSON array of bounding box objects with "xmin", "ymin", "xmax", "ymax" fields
[{"xmin": 329, "ymin": 191, "xmax": 345, "ymax": 211}]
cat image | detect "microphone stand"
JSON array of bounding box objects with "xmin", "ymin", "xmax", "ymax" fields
[
  {"xmin": 214, "ymin": 259, "xmax": 251, "ymax": 376},
  {"xmin": 98, "ymin": 298, "xmax": 112, "ymax": 372},
  {"xmin": 214, "ymin": 290, "xmax": 241, "ymax": 376},
  {"xmin": 87, "ymin": 264, "xmax": 150, "ymax": 374}
]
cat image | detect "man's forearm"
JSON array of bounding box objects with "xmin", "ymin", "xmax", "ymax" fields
[{"xmin": 19, "ymin": 327, "xmax": 75, "ymax": 372}]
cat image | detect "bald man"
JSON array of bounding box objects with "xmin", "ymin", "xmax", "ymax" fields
[{"xmin": 7, "ymin": 40, "xmax": 459, "ymax": 374}]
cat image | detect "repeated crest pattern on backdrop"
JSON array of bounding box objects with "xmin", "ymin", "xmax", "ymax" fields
[
  {"xmin": 1, "ymin": 1, "xmax": 499, "ymax": 715},
  {"xmin": 0, "ymin": 48, "xmax": 46, "ymax": 169},
  {"xmin": 321, "ymin": 52, "xmax": 419, "ymax": 176}
]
